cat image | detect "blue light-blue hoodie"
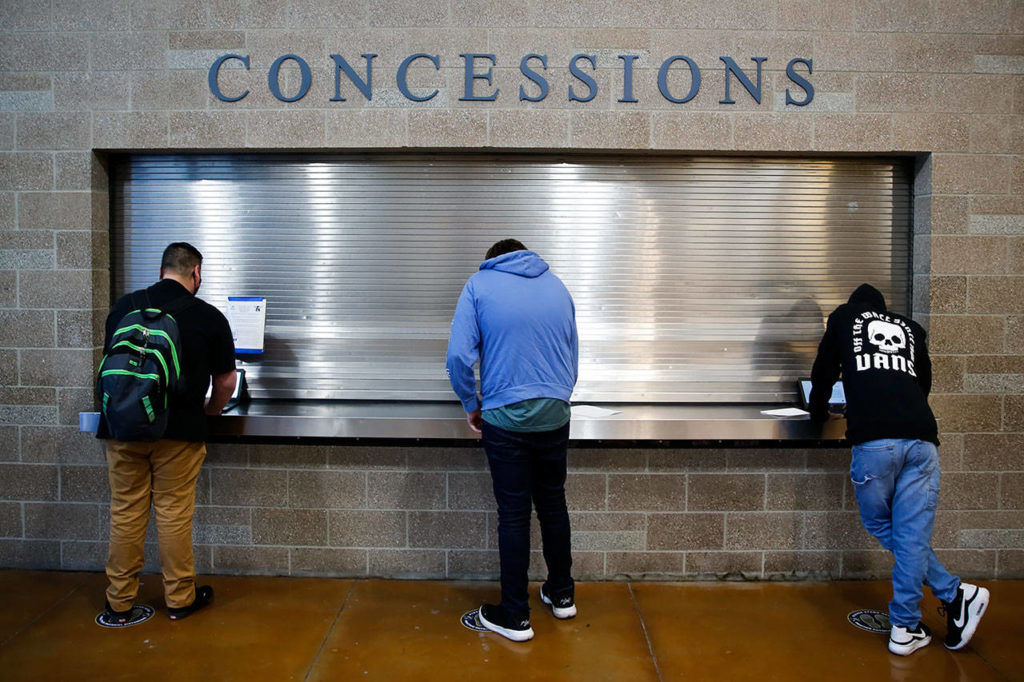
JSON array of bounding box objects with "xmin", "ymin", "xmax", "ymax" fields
[{"xmin": 446, "ymin": 250, "xmax": 578, "ymax": 413}]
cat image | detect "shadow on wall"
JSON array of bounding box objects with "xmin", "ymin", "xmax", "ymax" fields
[{"xmin": 750, "ymin": 296, "xmax": 825, "ymax": 389}]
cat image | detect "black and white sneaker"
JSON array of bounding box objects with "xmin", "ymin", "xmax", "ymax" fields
[
  {"xmin": 540, "ymin": 584, "xmax": 577, "ymax": 619},
  {"xmin": 477, "ymin": 603, "xmax": 534, "ymax": 642},
  {"xmin": 888, "ymin": 622, "xmax": 932, "ymax": 656},
  {"xmin": 942, "ymin": 582, "xmax": 990, "ymax": 650}
]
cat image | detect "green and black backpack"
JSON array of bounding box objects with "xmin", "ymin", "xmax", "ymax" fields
[{"xmin": 97, "ymin": 291, "xmax": 193, "ymax": 441}]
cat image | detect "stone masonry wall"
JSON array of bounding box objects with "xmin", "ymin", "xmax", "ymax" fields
[{"xmin": 0, "ymin": 1, "xmax": 1021, "ymax": 579}]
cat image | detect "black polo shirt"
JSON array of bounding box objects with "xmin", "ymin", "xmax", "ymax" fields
[{"xmin": 98, "ymin": 278, "xmax": 235, "ymax": 442}]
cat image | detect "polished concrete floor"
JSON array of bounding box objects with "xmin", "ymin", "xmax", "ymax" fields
[{"xmin": 0, "ymin": 570, "xmax": 1019, "ymax": 681}]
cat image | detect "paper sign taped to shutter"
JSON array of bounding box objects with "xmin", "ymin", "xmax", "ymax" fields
[{"xmin": 227, "ymin": 296, "xmax": 266, "ymax": 354}]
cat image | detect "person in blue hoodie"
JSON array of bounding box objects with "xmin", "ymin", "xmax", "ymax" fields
[{"xmin": 446, "ymin": 239, "xmax": 579, "ymax": 642}]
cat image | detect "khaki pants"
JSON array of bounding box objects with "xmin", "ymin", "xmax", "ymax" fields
[{"xmin": 105, "ymin": 439, "xmax": 206, "ymax": 611}]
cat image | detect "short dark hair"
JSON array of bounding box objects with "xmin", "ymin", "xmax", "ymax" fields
[
  {"xmin": 485, "ymin": 239, "xmax": 527, "ymax": 260},
  {"xmin": 161, "ymin": 242, "xmax": 203, "ymax": 276}
]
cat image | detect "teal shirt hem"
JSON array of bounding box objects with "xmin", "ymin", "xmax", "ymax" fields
[{"xmin": 481, "ymin": 398, "xmax": 570, "ymax": 433}]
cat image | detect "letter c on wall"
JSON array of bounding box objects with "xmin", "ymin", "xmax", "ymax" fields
[
  {"xmin": 209, "ymin": 54, "xmax": 250, "ymax": 102},
  {"xmin": 398, "ymin": 53, "xmax": 441, "ymax": 102}
]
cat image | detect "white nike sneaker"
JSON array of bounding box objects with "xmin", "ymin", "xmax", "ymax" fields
[
  {"xmin": 943, "ymin": 582, "xmax": 990, "ymax": 650},
  {"xmin": 889, "ymin": 622, "xmax": 932, "ymax": 656}
]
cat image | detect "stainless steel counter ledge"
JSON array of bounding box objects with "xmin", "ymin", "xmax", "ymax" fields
[{"xmin": 208, "ymin": 401, "xmax": 847, "ymax": 444}]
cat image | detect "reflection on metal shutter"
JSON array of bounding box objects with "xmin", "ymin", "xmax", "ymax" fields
[{"xmin": 111, "ymin": 153, "xmax": 911, "ymax": 403}]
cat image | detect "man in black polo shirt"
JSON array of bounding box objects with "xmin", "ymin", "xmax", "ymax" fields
[{"xmin": 98, "ymin": 242, "xmax": 236, "ymax": 624}]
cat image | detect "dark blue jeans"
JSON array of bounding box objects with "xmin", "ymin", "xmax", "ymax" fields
[{"xmin": 481, "ymin": 420, "xmax": 573, "ymax": 620}]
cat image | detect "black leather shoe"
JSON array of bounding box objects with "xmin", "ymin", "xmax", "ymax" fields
[{"xmin": 168, "ymin": 585, "xmax": 213, "ymax": 621}]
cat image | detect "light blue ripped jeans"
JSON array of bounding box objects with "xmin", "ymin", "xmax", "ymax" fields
[{"xmin": 850, "ymin": 438, "xmax": 960, "ymax": 628}]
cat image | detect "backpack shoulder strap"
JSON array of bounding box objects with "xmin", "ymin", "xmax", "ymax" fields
[{"xmin": 129, "ymin": 290, "xmax": 151, "ymax": 316}]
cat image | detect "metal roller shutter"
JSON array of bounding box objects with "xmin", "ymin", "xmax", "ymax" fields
[{"xmin": 111, "ymin": 153, "xmax": 911, "ymax": 403}]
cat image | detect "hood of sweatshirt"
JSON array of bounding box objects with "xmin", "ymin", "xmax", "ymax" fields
[
  {"xmin": 847, "ymin": 283, "xmax": 887, "ymax": 312},
  {"xmin": 479, "ymin": 250, "xmax": 550, "ymax": 278}
]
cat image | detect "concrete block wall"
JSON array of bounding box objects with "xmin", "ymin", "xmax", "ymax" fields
[
  {"xmin": 4, "ymin": 440, "xmax": 1017, "ymax": 580},
  {"xmin": 0, "ymin": 0, "xmax": 1022, "ymax": 580}
]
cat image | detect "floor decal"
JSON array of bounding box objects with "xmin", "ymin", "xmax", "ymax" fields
[
  {"xmin": 461, "ymin": 609, "xmax": 488, "ymax": 632},
  {"xmin": 847, "ymin": 609, "xmax": 891, "ymax": 633}
]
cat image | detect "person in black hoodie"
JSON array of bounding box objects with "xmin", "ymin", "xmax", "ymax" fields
[{"xmin": 810, "ymin": 284, "xmax": 989, "ymax": 656}]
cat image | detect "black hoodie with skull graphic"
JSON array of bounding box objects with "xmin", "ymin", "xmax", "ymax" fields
[{"xmin": 809, "ymin": 283, "xmax": 938, "ymax": 446}]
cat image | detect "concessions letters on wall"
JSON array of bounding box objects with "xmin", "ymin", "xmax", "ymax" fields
[{"xmin": 208, "ymin": 52, "xmax": 815, "ymax": 107}]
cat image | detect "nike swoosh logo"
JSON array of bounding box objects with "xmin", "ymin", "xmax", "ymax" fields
[{"xmin": 954, "ymin": 588, "xmax": 977, "ymax": 629}]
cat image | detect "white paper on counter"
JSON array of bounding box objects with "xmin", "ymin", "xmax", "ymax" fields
[
  {"xmin": 760, "ymin": 407, "xmax": 809, "ymax": 418},
  {"xmin": 571, "ymin": 405, "xmax": 621, "ymax": 418}
]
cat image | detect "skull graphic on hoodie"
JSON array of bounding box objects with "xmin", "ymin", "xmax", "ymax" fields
[{"xmin": 853, "ymin": 311, "xmax": 918, "ymax": 376}]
